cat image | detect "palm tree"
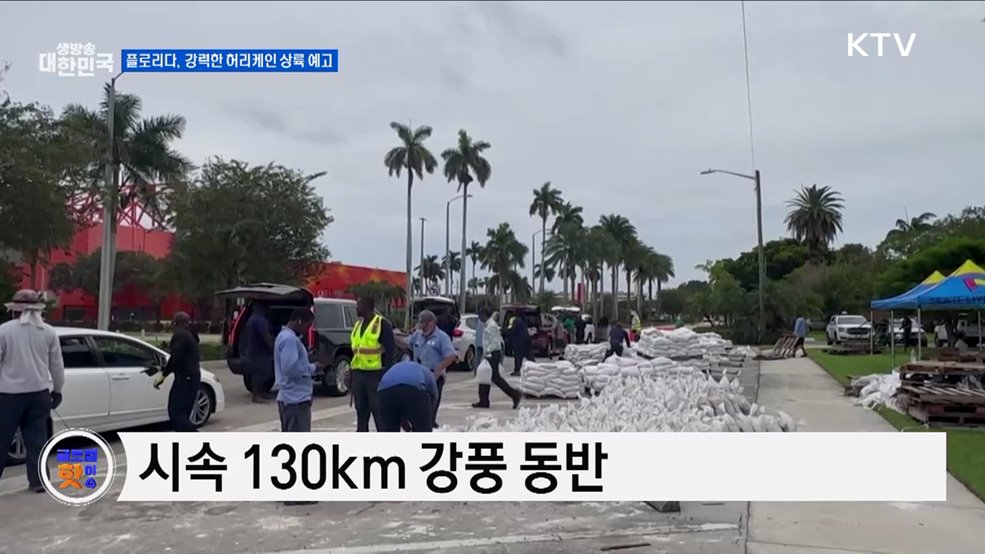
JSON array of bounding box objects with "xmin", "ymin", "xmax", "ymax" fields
[
  {"xmin": 649, "ymin": 252, "xmax": 675, "ymax": 315},
  {"xmin": 598, "ymin": 214, "xmax": 637, "ymax": 321},
  {"xmin": 415, "ymin": 254, "xmax": 445, "ymax": 292},
  {"xmin": 441, "ymin": 250, "xmax": 462, "ymax": 294},
  {"xmin": 584, "ymin": 225, "xmax": 611, "ymax": 318},
  {"xmin": 552, "ymin": 202, "xmax": 584, "ymax": 233},
  {"xmin": 784, "ymin": 184, "xmax": 845, "ymax": 261},
  {"xmin": 534, "ymin": 263, "xmax": 556, "ymax": 284},
  {"xmin": 529, "ymin": 182, "xmax": 564, "ymax": 294},
  {"xmin": 887, "ymin": 212, "xmax": 936, "ymax": 238},
  {"xmin": 480, "ymin": 223, "xmax": 528, "ymax": 305},
  {"xmin": 543, "ymin": 224, "xmax": 585, "ymax": 300},
  {"xmin": 466, "ymin": 241, "xmax": 484, "ymax": 295},
  {"xmin": 62, "ymin": 85, "xmax": 192, "ymax": 286},
  {"xmin": 384, "ymin": 122, "xmax": 438, "ymax": 328},
  {"xmin": 441, "ymin": 129, "xmax": 491, "ymax": 310}
]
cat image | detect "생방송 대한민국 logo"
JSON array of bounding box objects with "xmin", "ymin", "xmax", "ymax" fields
[
  {"xmin": 38, "ymin": 43, "xmax": 115, "ymax": 77},
  {"xmin": 39, "ymin": 429, "xmax": 116, "ymax": 506}
]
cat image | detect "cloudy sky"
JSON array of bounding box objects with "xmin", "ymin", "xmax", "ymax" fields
[{"xmin": 2, "ymin": 1, "xmax": 983, "ymax": 285}]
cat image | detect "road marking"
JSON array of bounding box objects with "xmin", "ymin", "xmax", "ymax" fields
[{"xmin": 268, "ymin": 522, "xmax": 739, "ymax": 553}]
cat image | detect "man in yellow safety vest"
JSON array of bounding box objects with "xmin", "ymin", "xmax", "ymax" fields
[{"xmin": 350, "ymin": 296, "xmax": 396, "ymax": 432}]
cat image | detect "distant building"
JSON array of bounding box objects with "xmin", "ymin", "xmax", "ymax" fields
[{"xmin": 11, "ymin": 186, "xmax": 405, "ymax": 322}]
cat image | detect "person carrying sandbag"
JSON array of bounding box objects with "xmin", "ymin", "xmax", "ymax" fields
[{"xmin": 472, "ymin": 308, "xmax": 521, "ymax": 409}]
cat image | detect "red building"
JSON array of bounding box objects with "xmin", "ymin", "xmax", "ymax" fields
[{"xmin": 15, "ymin": 187, "xmax": 405, "ymax": 321}]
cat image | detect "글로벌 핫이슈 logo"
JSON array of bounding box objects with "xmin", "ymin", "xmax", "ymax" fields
[{"xmin": 40, "ymin": 428, "xmax": 116, "ymax": 506}]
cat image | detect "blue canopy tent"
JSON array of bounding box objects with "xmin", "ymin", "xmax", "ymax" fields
[
  {"xmin": 868, "ymin": 271, "xmax": 945, "ymax": 357},
  {"xmin": 873, "ymin": 261, "xmax": 985, "ymax": 363}
]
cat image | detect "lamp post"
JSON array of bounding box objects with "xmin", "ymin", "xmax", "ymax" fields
[
  {"xmin": 444, "ymin": 194, "xmax": 472, "ymax": 297},
  {"xmin": 97, "ymin": 72, "xmax": 124, "ymax": 330},
  {"xmin": 532, "ymin": 229, "xmax": 544, "ymax": 294},
  {"xmin": 700, "ymin": 168, "xmax": 765, "ymax": 342},
  {"xmin": 419, "ymin": 217, "xmax": 427, "ymax": 298}
]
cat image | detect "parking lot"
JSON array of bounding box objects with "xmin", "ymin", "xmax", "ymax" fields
[{"xmin": 0, "ymin": 359, "xmax": 749, "ymax": 554}]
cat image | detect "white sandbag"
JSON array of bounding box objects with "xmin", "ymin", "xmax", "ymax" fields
[{"xmin": 475, "ymin": 359, "xmax": 492, "ymax": 385}]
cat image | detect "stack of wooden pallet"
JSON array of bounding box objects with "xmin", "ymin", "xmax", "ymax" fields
[
  {"xmin": 759, "ymin": 335, "xmax": 797, "ymax": 360},
  {"xmin": 896, "ymin": 361, "xmax": 985, "ymax": 426}
]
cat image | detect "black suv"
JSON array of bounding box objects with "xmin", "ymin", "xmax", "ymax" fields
[{"xmin": 219, "ymin": 283, "xmax": 406, "ymax": 397}]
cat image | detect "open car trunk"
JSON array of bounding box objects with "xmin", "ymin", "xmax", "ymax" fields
[{"xmin": 216, "ymin": 283, "xmax": 315, "ymax": 394}]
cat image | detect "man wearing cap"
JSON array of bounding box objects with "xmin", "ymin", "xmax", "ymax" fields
[
  {"xmin": 407, "ymin": 310, "xmax": 458, "ymax": 428},
  {"xmin": 0, "ymin": 290, "xmax": 65, "ymax": 493}
]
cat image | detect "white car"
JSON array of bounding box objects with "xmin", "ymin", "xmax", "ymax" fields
[
  {"xmin": 454, "ymin": 313, "xmax": 479, "ymax": 368},
  {"xmin": 7, "ymin": 328, "xmax": 225, "ymax": 465},
  {"xmin": 825, "ymin": 315, "xmax": 872, "ymax": 344},
  {"xmin": 550, "ymin": 306, "xmax": 597, "ymax": 343}
]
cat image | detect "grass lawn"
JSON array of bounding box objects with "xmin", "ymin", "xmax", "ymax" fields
[
  {"xmin": 807, "ymin": 330, "xmax": 826, "ymax": 342},
  {"xmin": 807, "ymin": 350, "xmax": 985, "ymax": 501}
]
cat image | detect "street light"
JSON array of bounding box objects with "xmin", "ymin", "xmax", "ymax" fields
[
  {"xmin": 532, "ymin": 229, "xmax": 544, "ymax": 294},
  {"xmin": 700, "ymin": 168, "xmax": 765, "ymax": 342},
  {"xmin": 419, "ymin": 217, "xmax": 427, "ymax": 298},
  {"xmin": 97, "ymin": 71, "xmax": 124, "ymax": 330},
  {"xmin": 445, "ymin": 194, "xmax": 472, "ymax": 297}
]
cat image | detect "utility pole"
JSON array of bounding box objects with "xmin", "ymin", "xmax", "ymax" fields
[
  {"xmin": 701, "ymin": 168, "xmax": 766, "ymax": 343},
  {"xmin": 444, "ymin": 194, "xmax": 470, "ymax": 297},
  {"xmin": 97, "ymin": 74, "xmax": 122, "ymax": 330},
  {"xmin": 419, "ymin": 217, "xmax": 427, "ymax": 297}
]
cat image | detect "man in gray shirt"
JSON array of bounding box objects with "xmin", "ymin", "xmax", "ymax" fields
[{"xmin": 0, "ymin": 290, "xmax": 65, "ymax": 492}]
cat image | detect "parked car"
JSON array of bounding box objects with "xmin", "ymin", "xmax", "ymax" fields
[
  {"xmin": 394, "ymin": 296, "xmax": 474, "ymax": 370},
  {"xmin": 7, "ymin": 328, "xmax": 225, "ymax": 465},
  {"xmin": 934, "ymin": 320, "xmax": 984, "ymax": 347},
  {"xmin": 219, "ymin": 283, "xmax": 410, "ymax": 398},
  {"xmin": 499, "ymin": 304, "xmax": 554, "ymax": 357},
  {"xmin": 550, "ymin": 306, "xmax": 596, "ymax": 344},
  {"xmin": 878, "ymin": 317, "xmax": 928, "ymax": 347},
  {"xmin": 826, "ymin": 314, "xmax": 872, "ymax": 345}
]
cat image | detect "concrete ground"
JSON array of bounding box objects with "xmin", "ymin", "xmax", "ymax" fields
[
  {"xmin": 748, "ymin": 357, "xmax": 985, "ymax": 554},
  {"xmin": 2, "ymin": 356, "xmax": 983, "ymax": 553}
]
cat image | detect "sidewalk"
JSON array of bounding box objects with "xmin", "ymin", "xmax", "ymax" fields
[{"xmin": 748, "ymin": 357, "xmax": 985, "ymax": 554}]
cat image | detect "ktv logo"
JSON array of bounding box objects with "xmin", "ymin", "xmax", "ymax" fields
[{"xmin": 847, "ymin": 33, "xmax": 916, "ymax": 57}]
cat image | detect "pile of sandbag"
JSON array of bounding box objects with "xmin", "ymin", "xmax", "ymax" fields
[
  {"xmin": 562, "ymin": 343, "xmax": 609, "ymax": 367},
  {"xmin": 519, "ymin": 359, "xmax": 582, "ymax": 399},
  {"xmin": 635, "ymin": 327, "xmax": 732, "ymax": 359},
  {"xmin": 581, "ymin": 355, "xmax": 694, "ymax": 391},
  {"xmin": 852, "ymin": 371, "xmax": 904, "ymax": 413},
  {"xmin": 464, "ymin": 369, "xmax": 796, "ymax": 433}
]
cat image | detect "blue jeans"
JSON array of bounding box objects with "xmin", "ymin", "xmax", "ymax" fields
[{"xmin": 474, "ymin": 347, "xmax": 484, "ymax": 370}]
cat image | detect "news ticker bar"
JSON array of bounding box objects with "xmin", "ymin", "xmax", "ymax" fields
[
  {"xmin": 117, "ymin": 432, "xmax": 946, "ymax": 502},
  {"xmin": 121, "ymin": 49, "xmax": 338, "ymax": 73}
]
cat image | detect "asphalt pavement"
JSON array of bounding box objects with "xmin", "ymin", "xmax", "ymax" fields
[{"xmin": 0, "ymin": 358, "xmax": 757, "ymax": 553}]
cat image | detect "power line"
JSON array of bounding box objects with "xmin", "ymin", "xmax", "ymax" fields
[{"xmin": 740, "ymin": 0, "xmax": 756, "ymax": 169}]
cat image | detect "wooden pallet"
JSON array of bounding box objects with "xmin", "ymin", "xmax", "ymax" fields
[
  {"xmin": 898, "ymin": 385, "xmax": 985, "ymax": 405},
  {"xmin": 908, "ymin": 404, "xmax": 985, "ymax": 426},
  {"xmin": 759, "ymin": 335, "xmax": 797, "ymax": 360},
  {"xmin": 902, "ymin": 361, "xmax": 985, "ymax": 376}
]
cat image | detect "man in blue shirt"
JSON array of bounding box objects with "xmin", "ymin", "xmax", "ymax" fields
[
  {"xmin": 274, "ymin": 308, "xmax": 324, "ymax": 433},
  {"xmin": 377, "ymin": 361, "xmax": 438, "ymax": 432},
  {"xmin": 407, "ymin": 310, "xmax": 458, "ymax": 428},
  {"xmin": 243, "ymin": 302, "xmax": 275, "ymax": 404},
  {"xmin": 793, "ymin": 316, "xmax": 808, "ymax": 357}
]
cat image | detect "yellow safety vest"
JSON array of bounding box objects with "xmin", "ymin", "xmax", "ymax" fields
[{"xmin": 351, "ymin": 314, "xmax": 384, "ymax": 370}]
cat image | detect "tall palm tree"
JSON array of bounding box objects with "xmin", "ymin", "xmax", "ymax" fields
[
  {"xmin": 543, "ymin": 224, "xmax": 585, "ymax": 300},
  {"xmin": 466, "ymin": 240, "xmax": 484, "ymax": 295},
  {"xmin": 649, "ymin": 252, "xmax": 675, "ymax": 315},
  {"xmin": 63, "ymin": 85, "xmax": 192, "ymax": 285},
  {"xmin": 598, "ymin": 214, "xmax": 637, "ymax": 321},
  {"xmin": 384, "ymin": 122, "xmax": 437, "ymax": 328},
  {"xmin": 480, "ymin": 223, "xmax": 528, "ymax": 305},
  {"xmin": 552, "ymin": 202, "xmax": 584, "ymax": 233},
  {"xmin": 887, "ymin": 212, "xmax": 936, "ymax": 238},
  {"xmin": 784, "ymin": 184, "xmax": 845, "ymax": 261},
  {"xmin": 441, "ymin": 129, "xmax": 491, "ymax": 311},
  {"xmin": 529, "ymin": 182, "xmax": 564, "ymax": 294},
  {"xmin": 534, "ymin": 263, "xmax": 556, "ymax": 284},
  {"xmin": 441, "ymin": 250, "xmax": 462, "ymax": 294},
  {"xmin": 585, "ymin": 225, "xmax": 611, "ymax": 318},
  {"xmin": 415, "ymin": 254, "xmax": 445, "ymax": 291}
]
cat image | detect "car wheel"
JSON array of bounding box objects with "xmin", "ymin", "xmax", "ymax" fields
[
  {"xmin": 243, "ymin": 373, "xmax": 274, "ymax": 395},
  {"xmin": 324, "ymin": 355, "xmax": 351, "ymax": 397},
  {"xmin": 7, "ymin": 430, "xmax": 26, "ymax": 466},
  {"xmin": 242, "ymin": 374, "xmax": 254, "ymax": 393},
  {"xmin": 190, "ymin": 386, "xmax": 215, "ymax": 428},
  {"xmin": 463, "ymin": 346, "xmax": 476, "ymax": 370},
  {"xmin": 826, "ymin": 333, "xmax": 833, "ymax": 345}
]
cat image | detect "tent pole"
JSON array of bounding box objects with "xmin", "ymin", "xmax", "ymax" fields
[
  {"xmin": 917, "ymin": 308, "xmax": 922, "ymax": 360},
  {"xmin": 890, "ymin": 309, "xmax": 895, "ymax": 368},
  {"xmin": 979, "ymin": 312, "xmax": 982, "ymax": 355},
  {"xmin": 869, "ymin": 309, "xmax": 874, "ymax": 354}
]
